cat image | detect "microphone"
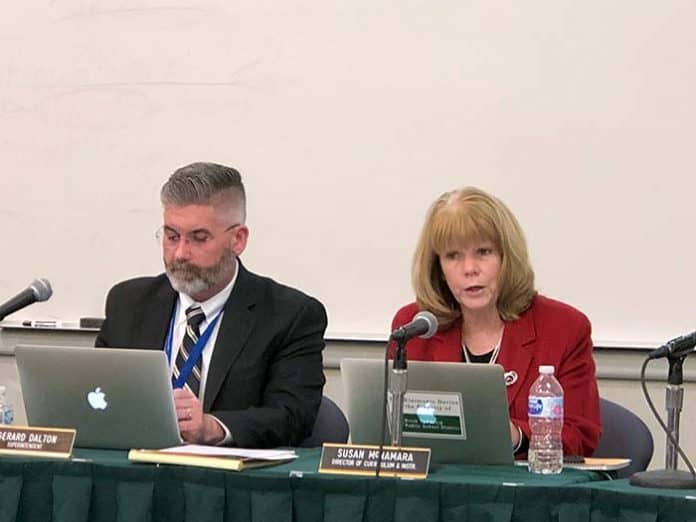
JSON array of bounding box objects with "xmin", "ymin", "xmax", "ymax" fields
[
  {"xmin": 0, "ymin": 279, "xmax": 53, "ymax": 321},
  {"xmin": 648, "ymin": 331, "xmax": 696, "ymax": 360},
  {"xmin": 390, "ymin": 311, "xmax": 438, "ymax": 342}
]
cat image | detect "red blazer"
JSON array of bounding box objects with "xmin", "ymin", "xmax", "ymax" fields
[{"xmin": 391, "ymin": 295, "xmax": 601, "ymax": 457}]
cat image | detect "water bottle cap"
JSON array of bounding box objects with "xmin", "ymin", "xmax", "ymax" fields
[{"xmin": 539, "ymin": 365, "xmax": 555, "ymax": 375}]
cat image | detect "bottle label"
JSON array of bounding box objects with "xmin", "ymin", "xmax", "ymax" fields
[{"xmin": 528, "ymin": 396, "xmax": 563, "ymax": 419}]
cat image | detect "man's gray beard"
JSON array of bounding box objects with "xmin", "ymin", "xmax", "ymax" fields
[{"xmin": 165, "ymin": 249, "xmax": 235, "ymax": 297}]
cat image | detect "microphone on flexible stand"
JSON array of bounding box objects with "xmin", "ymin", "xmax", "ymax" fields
[
  {"xmin": 376, "ymin": 310, "xmax": 439, "ymax": 477},
  {"xmin": 631, "ymin": 329, "xmax": 696, "ymax": 489},
  {"xmin": 0, "ymin": 279, "xmax": 53, "ymax": 321},
  {"xmin": 389, "ymin": 311, "xmax": 438, "ymax": 446}
]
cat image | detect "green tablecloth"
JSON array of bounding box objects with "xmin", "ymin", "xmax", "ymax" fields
[
  {"xmin": 1, "ymin": 448, "xmax": 694, "ymax": 522},
  {"xmin": 567, "ymin": 479, "xmax": 696, "ymax": 522}
]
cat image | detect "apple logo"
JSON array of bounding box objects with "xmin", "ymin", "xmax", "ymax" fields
[
  {"xmin": 416, "ymin": 402, "xmax": 437, "ymax": 424},
  {"xmin": 87, "ymin": 387, "xmax": 108, "ymax": 410}
]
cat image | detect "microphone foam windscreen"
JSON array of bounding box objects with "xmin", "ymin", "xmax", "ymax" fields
[{"xmin": 30, "ymin": 278, "xmax": 53, "ymax": 301}]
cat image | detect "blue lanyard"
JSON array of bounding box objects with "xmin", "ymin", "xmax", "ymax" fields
[{"xmin": 165, "ymin": 304, "xmax": 223, "ymax": 389}]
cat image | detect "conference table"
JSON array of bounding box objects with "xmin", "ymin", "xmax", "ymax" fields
[{"xmin": 1, "ymin": 448, "xmax": 695, "ymax": 522}]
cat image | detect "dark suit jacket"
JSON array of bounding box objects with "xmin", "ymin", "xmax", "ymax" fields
[
  {"xmin": 391, "ymin": 295, "xmax": 601, "ymax": 457},
  {"xmin": 95, "ymin": 263, "xmax": 327, "ymax": 448}
]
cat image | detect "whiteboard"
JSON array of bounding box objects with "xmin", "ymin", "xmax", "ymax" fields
[{"xmin": 1, "ymin": 1, "xmax": 695, "ymax": 346}]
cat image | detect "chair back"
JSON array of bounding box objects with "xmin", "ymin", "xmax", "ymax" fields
[
  {"xmin": 593, "ymin": 398, "xmax": 654, "ymax": 478},
  {"xmin": 300, "ymin": 395, "xmax": 350, "ymax": 447}
]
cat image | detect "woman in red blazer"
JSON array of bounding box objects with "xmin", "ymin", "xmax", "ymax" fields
[{"xmin": 391, "ymin": 187, "xmax": 601, "ymax": 457}]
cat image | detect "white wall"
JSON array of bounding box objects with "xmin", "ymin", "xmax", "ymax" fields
[{"xmin": 2, "ymin": 1, "xmax": 695, "ymax": 345}]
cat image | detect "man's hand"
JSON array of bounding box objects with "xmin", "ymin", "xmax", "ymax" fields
[{"xmin": 173, "ymin": 388, "xmax": 224, "ymax": 445}]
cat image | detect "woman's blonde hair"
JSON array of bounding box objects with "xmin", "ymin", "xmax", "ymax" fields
[{"xmin": 412, "ymin": 187, "xmax": 536, "ymax": 330}]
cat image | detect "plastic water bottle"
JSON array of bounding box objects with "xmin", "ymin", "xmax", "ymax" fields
[
  {"xmin": 527, "ymin": 365, "xmax": 563, "ymax": 474},
  {"xmin": 0, "ymin": 385, "xmax": 14, "ymax": 425}
]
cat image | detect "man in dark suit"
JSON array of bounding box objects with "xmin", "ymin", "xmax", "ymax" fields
[{"xmin": 96, "ymin": 162, "xmax": 327, "ymax": 448}]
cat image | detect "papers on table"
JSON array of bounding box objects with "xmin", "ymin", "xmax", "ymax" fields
[{"xmin": 158, "ymin": 444, "xmax": 298, "ymax": 461}]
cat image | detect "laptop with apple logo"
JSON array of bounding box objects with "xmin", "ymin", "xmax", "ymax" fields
[
  {"xmin": 15, "ymin": 345, "xmax": 182, "ymax": 449},
  {"xmin": 341, "ymin": 358, "xmax": 514, "ymax": 466}
]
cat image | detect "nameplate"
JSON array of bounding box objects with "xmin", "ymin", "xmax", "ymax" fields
[
  {"xmin": 0, "ymin": 425, "xmax": 75, "ymax": 459},
  {"xmin": 319, "ymin": 443, "xmax": 431, "ymax": 479}
]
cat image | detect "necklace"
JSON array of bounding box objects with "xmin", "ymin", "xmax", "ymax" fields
[{"xmin": 461, "ymin": 330, "xmax": 503, "ymax": 365}]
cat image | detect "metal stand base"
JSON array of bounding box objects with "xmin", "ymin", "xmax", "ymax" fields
[{"xmin": 630, "ymin": 469, "xmax": 696, "ymax": 489}]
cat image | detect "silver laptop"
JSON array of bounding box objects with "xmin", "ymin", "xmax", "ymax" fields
[
  {"xmin": 341, "ymin": 358, "xmax": 514, "ymax": 465},
  {"xmin": 15, "ymin": 345, "xmax": 182, "ymax": 450}
]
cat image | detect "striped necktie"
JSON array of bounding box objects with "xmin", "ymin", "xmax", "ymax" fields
[{"xmin": 172, "ymin": 305, "xmax": 206, "ymax": 397}]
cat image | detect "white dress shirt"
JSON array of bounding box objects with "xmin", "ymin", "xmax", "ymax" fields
[{"xmin": 168, "ymin": 264, "xmax": 239, "ymax": 443}]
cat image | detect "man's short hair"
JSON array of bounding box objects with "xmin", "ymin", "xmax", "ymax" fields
[{"xmin": 160, "ymin": 162, "xmax": 246, "ymax": 220}]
